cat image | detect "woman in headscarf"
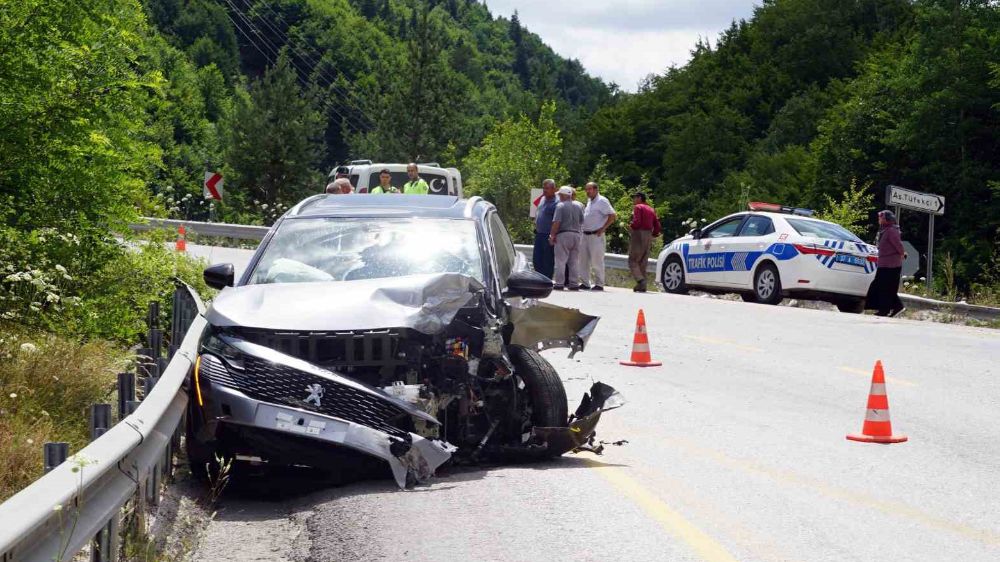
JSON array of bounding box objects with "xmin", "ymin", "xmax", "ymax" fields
[{"xmin": 865, "ymin": 210, "xmax": 907, "ymax": 317}]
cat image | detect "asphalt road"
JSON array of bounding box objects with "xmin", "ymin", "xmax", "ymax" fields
[{"xmin": 184, "ymin": 283, "xmax": 1000, "ymax": 562}]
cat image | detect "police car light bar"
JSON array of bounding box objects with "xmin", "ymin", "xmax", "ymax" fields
[{"xmin": 747, "ymin": 202, "xmax": 814, "ymax": 216}]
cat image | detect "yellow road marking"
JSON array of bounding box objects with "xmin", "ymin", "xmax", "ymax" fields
[
  {"xmin": 682, "ymin": 335, "xmax": 763, "ymax": 353},
  {"xmin": 584, "ymin": 459, "xmax": 739, "ymax": 562},
  {"xmin": 629, "ymin": 429, "xmax": 1000, "ymax": 548},
  {"xmin": 838, "ymin": 366, "xmax": 917, "ymax": 387}
]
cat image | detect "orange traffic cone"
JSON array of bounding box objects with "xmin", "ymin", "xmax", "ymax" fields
[
  {"xmin": 846, "ymin": 360, "xmax": 907, "ymax": 444},
  {"xmin": 175, "ymin": 225, "xmax": 187, "ymax": 252},
  {"xmin": 620, "ymin": 309, "xmax": 662, "ymax": 367}
]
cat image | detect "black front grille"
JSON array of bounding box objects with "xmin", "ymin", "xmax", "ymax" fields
[
  {"xmin": 231, "ymin": 328, "xmax": 408, "ymax": 369},
  {"xmin": 206, "ymin": 353, "xmax": 408, "ymax": 437}
]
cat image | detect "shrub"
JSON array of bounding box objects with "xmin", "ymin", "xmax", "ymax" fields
[{"xmin": 0, "ymin": 329, "xmax": 128, "ymax": 501}]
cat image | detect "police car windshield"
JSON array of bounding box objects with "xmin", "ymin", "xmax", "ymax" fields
[
  {"xmin": 786, "ymin": 218, "xmax": 863, "ymax": 243},
  {"xmin": 248, "ymin": 218, "xmax": 483, "ymax": 284}
]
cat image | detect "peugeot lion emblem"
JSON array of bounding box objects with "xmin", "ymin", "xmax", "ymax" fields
[{"xmin": 304, "ymin": 383, "xmax": 324, "ymax": 407}]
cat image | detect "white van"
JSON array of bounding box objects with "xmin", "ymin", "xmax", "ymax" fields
[{"xmin": 330, "ymin": 161, "xmax": 463, "ymax": 197}]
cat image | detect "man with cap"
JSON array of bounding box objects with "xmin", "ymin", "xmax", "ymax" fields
[
  {"xmin": 549, "ymin": 186, "xmax": 585, "ymax": 290},
  {"xmin": 370, "ymin": 169, "xmax": 399, "ymax": 194},
  {"xmin": 865, "ymin": 209, "xmax": 907, "ymax": 317}
]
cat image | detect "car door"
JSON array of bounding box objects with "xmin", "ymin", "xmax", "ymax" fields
[
  {"xmin": 722, "ymin": 215, "xmax": 776, "ymax": 287},
  {"xmin": 684, "ymin": 215, "xmax": 747, "ymax": 287}
]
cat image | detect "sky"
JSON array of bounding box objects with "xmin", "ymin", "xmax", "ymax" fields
[{"xmin": 484, "ymin": 0, "xmax": 760, "ymax": 91}]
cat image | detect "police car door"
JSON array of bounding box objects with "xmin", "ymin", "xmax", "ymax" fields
[
  {"xmin": 685, "ymin": 215, "xmax": 747, "ymax": 287},
  {"xmin": 723, "ymin": 215, "xmax": 776, "ymax": 287}
]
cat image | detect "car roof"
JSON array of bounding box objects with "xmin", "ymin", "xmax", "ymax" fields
[{"xmin": 288, "ymin": 194, "xmax": 488, "ymax": 220}]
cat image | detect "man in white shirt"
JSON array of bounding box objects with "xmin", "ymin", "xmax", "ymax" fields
[{"xmin": 579, "ymin": 182, "xmax": 617, "ymax": 291}]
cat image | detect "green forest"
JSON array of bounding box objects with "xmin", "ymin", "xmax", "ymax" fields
[{"xmin": 2, "ymin": 0, "xmax": 1000, "ymax": 334}]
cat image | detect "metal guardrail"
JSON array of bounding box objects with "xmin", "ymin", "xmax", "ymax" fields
[
  {"xmin": 132, "ymin": 219, "xmax": 998, "ymax": 319},
  {"xmin": 0, "ymin": 285, "xmax": 206, "ymax": 562},
  {"xmin": 131, "ymin": 218, "xmax": 270, "ymax": 240}
]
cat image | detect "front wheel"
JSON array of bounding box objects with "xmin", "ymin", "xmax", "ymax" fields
[
  {"xmin": 507, "ymin": 345, "xmax": 568, "ymax": 430},
  {"xmin": 660, "ymin": 258, "xmax": 688, "ymax": 294},
  {"xmin": 753, "ymin": 263, "xmax": 783, "ymax": 305}
]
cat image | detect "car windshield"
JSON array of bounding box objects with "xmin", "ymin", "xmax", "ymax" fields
[
  {"xmin": 786, "ymin": 218, "xmax": 863, "ymax": 243},
  {"xmin": 248, "ymin": 218, "xmax": 483, "ymax": 284}
]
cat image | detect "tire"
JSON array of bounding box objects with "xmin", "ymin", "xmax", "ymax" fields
[
  {"xmin": 507, "ymin": 345, "xmax": 568, "ymax": 429},
  {"xmin": 836, "ymin": 298, "xmax": 865, "ymax": 314},
  {"xmin": 660, "ymin": 257, "xmax": 688, "ymax": 294},
  {"xmin": 752, "ymin": 263, "xmax": 783, "ymax": 305},
  {"xmin": 740, "ymin": 293, "xmax": 756, "ymax": 303}
]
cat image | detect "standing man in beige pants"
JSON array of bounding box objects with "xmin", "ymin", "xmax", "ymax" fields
[
  {"xmin": 549, "ymin": 186, "xmax": 585, "ymax": 291},
  {"xmin": 579, "ymin": 182, "xmax": 617, "ymax": 291}
]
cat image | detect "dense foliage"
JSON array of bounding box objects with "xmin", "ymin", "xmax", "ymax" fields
[{"xmin": 583, "ymin": 0, "xmax": 999, "ymax": 292}]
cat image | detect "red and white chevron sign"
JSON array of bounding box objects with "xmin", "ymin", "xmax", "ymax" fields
[{"xmin": 203, "ymin": 171, "xmax": 224, "ymax": 201}]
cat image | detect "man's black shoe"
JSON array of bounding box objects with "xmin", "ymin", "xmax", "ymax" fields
[
  {"xmin": 889, "ymin": 306, "xmax": 906, "ymax": 318},
  {"xmin": 568, "ymin": 285, "xmax": 581, "ymax": 291},
  {"xmin": 591, "ymin": 285, "xmax": 604, "ymax": 291},
  {"xmin": 580, "ymin": 284, "xmax": 591, "ymax": 290},
  {"xmin": 553, "ymin": 285, "xmax": 564, "ymax": 291}
]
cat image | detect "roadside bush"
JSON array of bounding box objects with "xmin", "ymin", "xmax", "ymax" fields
[
  {"xmin": 0, "ymin": 226, "xmax": 211, "ymax": 344},
  {"xmin": 815, "ymin": 178, "xmax": 875, "ymax": 237},
  {"xmin": 0, "ymin": 329, "xmax": 128, "ymax": 501},
  {"xmin": 586, "ymin": 156, "xmax": 669, "ymax": 255}
]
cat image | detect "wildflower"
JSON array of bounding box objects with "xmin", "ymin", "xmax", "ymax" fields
[
  {"xmin": 41, "ymin": 410, "xmax": 49, "ymax": 416},
  {"xmin": 53, "ymin": 505, "xmax": 63, "ymax": 512},
  {"xmin": 20, "ymin": 342, "xmax": 37, "ymax": 354},
  {"xmin": 55, "ymin": 265, "xmax": 67, "ymax": 274},
  {"xmin": 9, "ymin": 393, "xmax": 17, "ymax": 398},
  {"xmin": 26, "ymin": 438, "xmax": 34, "ymax": 445}
]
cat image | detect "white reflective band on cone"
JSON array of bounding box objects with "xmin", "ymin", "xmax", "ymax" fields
[
  {"xmin": 865, "ymin": 409, "xmax": 892, "ymax": 422},
  {"xmin": 631, "ymin": 343, "xmax": 650, "ymax": 352},
  {"xmin": 869, "ymin": 383, "xmax": 887, "ymax": 395},
  {"xmin": 637, "ymin": 326, "xmax": 647, "ymax": 334}
]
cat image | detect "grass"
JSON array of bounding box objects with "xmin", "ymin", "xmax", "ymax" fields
[{"xmin": 0, "ymin": 326, "xmax": 130, "ymax": 501}]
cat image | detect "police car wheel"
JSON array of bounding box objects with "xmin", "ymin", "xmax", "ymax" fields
[
  {"xmin": 739, "ymin": 293, "xmax": 756, "ymax": 303},
  {"xmin": 661, "ymin": 258, "xmax": 687, "ymax": 294},
  {"xmin": 753, "ymin": 264, "xmax": 782, "ymax": 305}
]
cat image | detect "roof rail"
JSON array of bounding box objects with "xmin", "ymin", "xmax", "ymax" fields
[{"xmin": 350, "ymin": 159, "xmax": 373, "ymax": 165}]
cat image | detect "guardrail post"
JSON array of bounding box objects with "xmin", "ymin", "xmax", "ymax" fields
[
  {"xmin": 149, "ymin": 328, "xmax": 162, "ymax": 360},
  {"xmin": 89, "ymin": 404, "xmax": 112, "ymax": 440},
  {"xmin": 90, "ymin": 516, "xmax": 116, "ymax": 562},
  {"xmin": 147, "ymin": 301, "xmax": 159, "ymax": 331},
  {"xmin": 125, "ymin": 400, "xmax": 141, "ymax": 415},
  {"xmin": 43, "ymin": 442, "xmax": 69, "ymax": 473},
  {"xmin": 117, "ymin": 372, "xmax": 135, "ymax": 421},
  {"xmin": 143, "ymin": 374, "xmax": 159, "ymax": 398}
]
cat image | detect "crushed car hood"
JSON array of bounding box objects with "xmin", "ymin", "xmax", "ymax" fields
[{"xmin": 207, "ymin": 273, "xmax": 484, "ymax": 334}]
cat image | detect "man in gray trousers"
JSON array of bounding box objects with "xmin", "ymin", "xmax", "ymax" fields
[{"xmin": 549, "ymin": 185, "xmax": 585, "ymax": 291}]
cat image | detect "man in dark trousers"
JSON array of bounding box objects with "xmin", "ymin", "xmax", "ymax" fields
[
  {"xmin": 532, "ymin": 179, "xmax": 557, "ymax": 279},
  {"xmin": 627, "ymin": 192, "xmax": 661, "ymax": 292},
  {"xmin": 866, "ymin": 210, "xmax": 907, "ymax": 317}
]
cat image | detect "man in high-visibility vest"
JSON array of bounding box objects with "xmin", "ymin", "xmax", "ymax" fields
[
  {"xmin": 370, "ymin": 169, "xmax": 399, "ymax": 194},
  {"xmin": 403, "ymin": 163, "xmax": 429, "ymax": 194}
]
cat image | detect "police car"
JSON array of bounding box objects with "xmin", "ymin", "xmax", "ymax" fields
[{"xmin": 655, "ymin": 203, "xmax": 877, "ymax": 312}]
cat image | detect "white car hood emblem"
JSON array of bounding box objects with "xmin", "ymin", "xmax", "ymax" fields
[{"xmin": 304, "ymin": 383, "xmax": 324, "ymax": 407}]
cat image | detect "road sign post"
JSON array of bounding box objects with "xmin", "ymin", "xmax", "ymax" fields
[{"xmin": 886, "ymin": 185, "xmax": 944, "ymax": 293}]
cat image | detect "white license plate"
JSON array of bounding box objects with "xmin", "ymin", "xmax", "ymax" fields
[{"xmin": 834, "ymin": 254, "xmax": 865, "ymax": 267}]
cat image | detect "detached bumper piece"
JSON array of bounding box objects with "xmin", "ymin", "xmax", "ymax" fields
[{"xmin": 495, "ymin": 382, "xmax": 626, "ymax": 460}]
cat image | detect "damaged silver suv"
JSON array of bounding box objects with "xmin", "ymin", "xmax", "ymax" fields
[{"xmin": 189, "ymin": 194, "xmax": 622, "ymax": 487}]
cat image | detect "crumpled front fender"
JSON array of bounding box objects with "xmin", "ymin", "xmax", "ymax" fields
[{"xmin": 508, "ymin": 300, "xmax": 599, "ymax": 357}]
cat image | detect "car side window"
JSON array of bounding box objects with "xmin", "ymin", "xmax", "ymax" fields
[
  {"xmin": 488, "ymin": 213, "xmax": 516, "ymax": 285},
  {"xmin": 738, "ymin": 216, "xmax": 774, "ymax": 237},
  {"xmin": 703, "ymin": 217, "xmax": 745, "ymax": 238}
]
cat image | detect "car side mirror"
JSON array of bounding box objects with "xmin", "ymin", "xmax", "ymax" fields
[
  {"xmin": 689, "ymin": 228, "xmax": 702, "ymax": 239},
  {"xmin": 505, "ymin": 269, "xmax": 553, "ymax": 299},
  {"xmin": 203, "ymin": 263, "xmax": 235, "ymax": 290}
]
